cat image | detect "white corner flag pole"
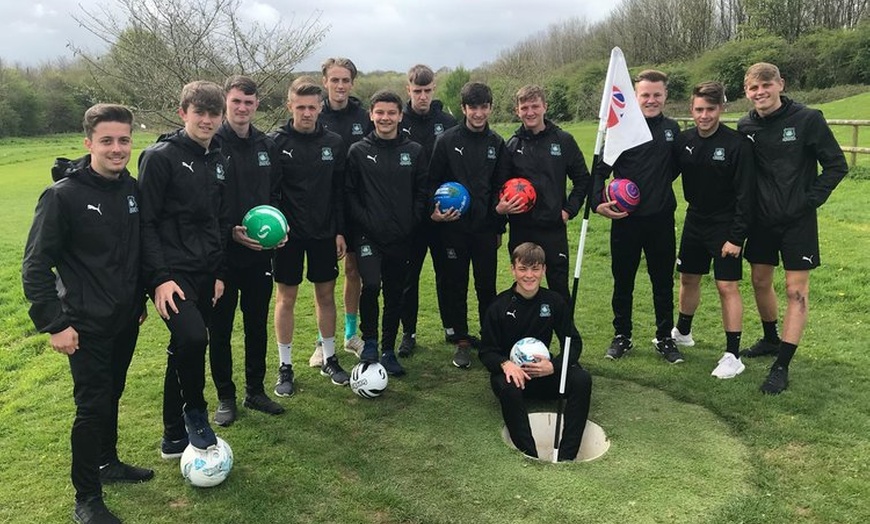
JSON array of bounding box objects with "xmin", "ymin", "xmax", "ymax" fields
[{"xmin": 552, "ymin": 47, "xmax": 636, "ymax": 463}]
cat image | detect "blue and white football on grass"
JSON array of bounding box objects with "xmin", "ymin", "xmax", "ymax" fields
[
  {"xmin": 180, "ymin": 437, "xmax": 234, "ymax": 487},
  {"xmin": 509, "ymin": 337, "xmax": 552, "ymax": 365}
]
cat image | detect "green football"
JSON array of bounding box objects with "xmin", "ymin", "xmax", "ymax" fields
[{"xmin": 242, "ymin": 205, "xmax": 288, "ymax": 249}]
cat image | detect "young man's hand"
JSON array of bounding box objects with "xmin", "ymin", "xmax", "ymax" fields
[
  {"xmin": 496, "ymin": 194, "xmax": 525, "ymax": 215},
  {"xmin": 522, "ymin": 358, "xmax": 554, "ymax": 378},
  {"xmin": 336, "ymin": 234, "xmax": 347, "ymax": 260},
  {"xmin": 232, "ymin": 225, "xmax": 263, "ymax": 251},
  {"xmin": 50, "ymin": 326, "xmax": 79, "ymax": 355},
  {"xmin": 213, "ymin": 279, "xmax": 225, "ymax": 306},
  {"xmin": 721, "ymin": 241, "xmax": 742, "ymax": 258},
  {"xmin": 431, "ymin": 201, "xmax": 460, "ymax": 222},
  {"xmin": 154, "ymin": 280, "xmax": 185, "ymax": 319},
  {"xmin": 595, "ymin": 201, "xmax": 628, "ymax": 220},
  {"xmin": 502, "ymin": 360, "xmax": 531, "ymax": 389}
]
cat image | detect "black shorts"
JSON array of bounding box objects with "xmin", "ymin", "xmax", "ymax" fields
[
  {"xmin": 273, "ymin": 237, "xmax": 339, "ymax": 285},
  {"xmin": 677, "ymin": 217, "xmax": 742, "ymax": 281},
  {"xmin": 744, "ymin": 211, "xmax": 820, "ymax": 271}
]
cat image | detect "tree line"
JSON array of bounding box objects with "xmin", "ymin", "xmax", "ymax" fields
[{"xmin": 1, "ymin": 0, "xmax": 867, "ymax": 137}]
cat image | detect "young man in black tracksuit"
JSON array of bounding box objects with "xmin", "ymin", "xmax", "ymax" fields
[
  {"xmin": 428, "ymin": 82, "xmax": 509, "ymax": 369},
  {"xmin": 346, "ymin": 90, "xmax": 429, "ymax": 376},
  {"xmin": 138, "ymin": 81, "xmax": 230, "ymax": 458},
  {"xmin": 737, "ymin": 63, "xmax": 848, "ymax": 394},
  {"xmin": 592, "ymin": 70, "xmax": 683, "ymax": 364},
  {"xmin": 397, "ymin": 64, "xmax": 458, "ymax": 356},
  {"xmin": 307, "ymin": 57, "xmax": 374, "ymax": 367},
  {"xmin": 501, "ymin": 84, "xmax": 590, "ymax": 305},
  {"xmin": 208, "ymin": 76, "xmax": 285, "ymax": 427},
  {"xmin": 674, "ymin": 81, "xmax": 755, "ymax": 378},
  {"xmin": 270, "ymin": 77, "xmax": 350, "ymax": 395},
  {"xmin": 479, "ymin": 242, "xmax": 592, "ymax": 462},
  {"xmin": 23, "ymin": 104, "xmax": 153, "ymax": 524}
]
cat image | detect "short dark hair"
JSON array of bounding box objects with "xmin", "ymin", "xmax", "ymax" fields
[
  {"xmin": 515, "ymin": 85, "xmax": 546, "ymax": 106},
  {"xmin": 321, "ymin": 57, "xmax": 359, "ymax": 81},
  {"xmin": 635, "ymin": 69, "xmax": 669, "ymax": 86},
  {"xmin": 369, "ymin": 90, "xmax": 404, "ymax": 112},
  {"xmin": 511, "ymin": 242, "xmax": 546, "ymax": 266},
  {"xmin": 692, "ymin": 81, "xmax": 726, "ymax": 106},
  {"xmin": 224, "ymin": 75, "xmax": 258, "ymax": 96},
  {"xmin": 288, "ymin": 76, "xmax": 322, "ymax": 101},
  {"xmin": 82, "ymin": 104, "xmax": 134, "ymax": 139},
  {"xmin": 460, "ymin": 82, "xmax": 493, "ymax": 107},
  {"xmin": 407, "ymin": 64, "xmax": 435, "ymax": 86},
  {"xmin": 180, "ymin": 80, "xmax": 224, "ymax": 114}
]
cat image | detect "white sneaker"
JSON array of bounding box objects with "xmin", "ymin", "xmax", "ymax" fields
[
  {"xmin": 344, "ymin": 335, "xmax": 364, "ymax": 358},
  {"xmin": 308, "ymin": 340, "xmax": 324, "ymax": 368},
  {"xmin": 671, "ymin": 326, "xmax": 695, "ymax": 347},
  {"xmin": 711, "ymin": 353, "xmax": 745, "ymax": 379}
]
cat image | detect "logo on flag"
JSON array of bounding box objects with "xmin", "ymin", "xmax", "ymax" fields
[{"xmin": 608, "ymin": 87, "xmax": 627, "ymax": 128}]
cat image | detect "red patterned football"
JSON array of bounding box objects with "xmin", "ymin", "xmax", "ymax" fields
[{"xmin": 499, "ymin": 177, "xmax": 537, "ymax": 213}]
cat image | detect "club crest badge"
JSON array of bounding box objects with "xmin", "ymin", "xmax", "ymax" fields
[
  {"xmin": 665, "ymin": 129, "xmax": 675, "ymax": 142},
  {"xmin": 712, "ymin": 148, "xmax": 726, "ymax": 161},
  {"xmin": 399, "ymin": 152, "xmax": 412, "ymax": 166},
  {"xmin": 434, "ymin": 123, "xmax": 445, "ymax": 135},
  {"xmin": 550, "ymin": 143, "xmax": 562, "ymax": 156},
  {"xmin": 127, "ymin": 195, "xmax": 139, "ymax": 214},
  {"xmin": 782, "ymin": 127, "xmax": 796, "ymax": 142},
  {"xmin": 360, "ymin": 244, "xmax": 373, "ymax": 257},
  {"xmin": 322, "ymin": 147, "xmax": 334, "ymax": 161},
  {"xmin": 487, "ymin": 146, "xmax": 497, "ymax": 160},
  {"xmin": 257, "ymin": 151, "xmax": 271, "ymax": 166},
  {"xmin": 215, "ymin": 164, "xmax": 225, "ymax": 180},
  {"xmin": 352, "ymin": 123, "xmax": 363, "ymax": 135},
  {"xmin": 540, "ymin": 304, "xmax": 551, "ymax": 317}
]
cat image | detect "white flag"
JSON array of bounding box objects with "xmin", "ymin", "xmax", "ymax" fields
[{"xmin": 598, "ymin": 47, "xmax": 652, "ymax": 166}]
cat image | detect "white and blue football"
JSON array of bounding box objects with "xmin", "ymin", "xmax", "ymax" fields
[{"xmin": 509, "ymin": 337, "xmax": 552, "ymax": 366}]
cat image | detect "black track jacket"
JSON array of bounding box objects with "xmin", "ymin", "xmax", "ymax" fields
[
  {"xmin": 22, "ymin": 156, "xmax": 144, "ymax": 337},
  {"xmin": 428, "ymin": 122, "xmax": 510, "ymax": 234},
  {"xmin": 400, "ymin": 100, "xmax": 458, "ymax": 163},
  {"xmin": 216, "ymin": 122, "xmax": 280, "ymax": 269},
  {"xmin": 138, "ymin": 130, "xmax": 230, "ymax": 289},
  {"xmin": 479, "ymin": 285, "xmax": 582, "ymax": 376},
  {"xmin": 345, "ymin": 132, "xmax": 428, "ymax": 248},
  {"xmin": 270, "ymin": 121, "xmax": 346, "ymax": 241},
  {"xmin": 737, "ymin": 97, "xmax": 848, "ymax": 227},
  {"xmin": 320, "ymin": 96, "xmax": 373, "ymax": 150},
  {"xmin": 505, "ymin": 119, "xmax": 590, "ymax": 228},
  {"xmin": 592, "ymin": 114, "xmax": 680, "ymax": 217},
  {"xmin": 675, "ymin": 124, "xmax": 755, "ymax": 246}
]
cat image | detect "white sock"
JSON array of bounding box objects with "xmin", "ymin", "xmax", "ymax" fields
[
  {"xmin": 321, "ymin": 337, "xmax": 336, "ymax": 360},
  {"xmin": 278, "ymin": 342, "xmax": 292, "ymax": 366}
]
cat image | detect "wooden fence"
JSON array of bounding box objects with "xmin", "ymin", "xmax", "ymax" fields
[{"xmin": 673, "ymin": 118, "xmax": 870, "ymax": 168}]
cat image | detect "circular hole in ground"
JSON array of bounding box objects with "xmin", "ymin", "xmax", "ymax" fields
[{"xmin": 501, "ymin": 412, "xmax": 610, "ymax": 462}]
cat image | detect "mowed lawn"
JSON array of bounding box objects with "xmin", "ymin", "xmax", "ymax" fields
[{"xmin": 0, "ymin": 94, "xmax": 868, "ymax": 524}]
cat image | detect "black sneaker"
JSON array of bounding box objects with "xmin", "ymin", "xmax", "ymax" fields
[
  {"xmin": 760, "ymin": 364, "xmax": 789, "ymax": 395},
  {"xmin": 160, "ymin": 436, "xmax": 188, "ymax": 460},
  {"xmin": 397, "ymin": 333, "xmax": 416, "ymax": 357},
  {"xmin": 99, "ymin": 460, "xmax": 154, "ymax": 484},
  {"xmin": 73, "ymin": 496, "xmax": 120, "ymax": 524},
  {"xmin": 605, "ymin": 335, "xmax": 633, "ymax": 360},
  {"xmin": 380, "ymin": 350, "xmax": 406, "ymax": 376},
  {"xmin": 214, "ymin": 398, "xmax": 237, "ymax": 427},
  {"xmin": 274, "ymin": 363, "xmax": 295, "ymax": 397},
  {"xmin": 452, "ymin": 341, "xmax": 472, "ymax": 369},
  {"xmin": 360, "ymin": 339, "xmax": 379, "ymax": 363},
  {"xmin": 244, "ymin": 392, "xmax": 285, "ymax": 415},
  {"xmin": 321, "ymin": 356, "xmax": 350, "ymax": 385},
  {"xmin": 183, "ymin": 408, "xmax": 217, "ymax": 450},
  {"xmin": 654, "ymin": 337, "xmax": 685, "ymax": 364},
  {"xmin": 741, "ymin": 338, "xmax": 780, "ymax": 358}
]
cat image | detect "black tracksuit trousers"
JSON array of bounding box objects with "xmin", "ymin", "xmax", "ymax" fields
[
  {"xmin": 68, "ymin": 321, "xmax": 139, "ymax": 500},
  {"xmin": 490, "ymin": 366, "xmax": 592, "ymax": 461},
  {"xmin": 357, "ymin": 239, "xmax": 411, "ymax": 352},
  {"xmin": 400, "ymin": 222, "xmax": 448, "ymax": 335},
  {"xmin": 610, "ymin": 211, "xmax": 676, "ymax": 340},
  {"xmin": 160, "ymin": 272, "xmax": 214, "ymax": 440},
  {"xmin": 209, "ymin": 259, "xmax": 273, "ymax": 399},
  {"xmin": 439, "ymin": 228, "xmax": 498, "ymax": 340}
]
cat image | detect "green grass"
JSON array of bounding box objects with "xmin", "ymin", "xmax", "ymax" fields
[{"xmin": 1, "ymin": 116, "xmax": 869, "ymax": 523}]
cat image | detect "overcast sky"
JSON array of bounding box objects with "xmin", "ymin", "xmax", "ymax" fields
[{"xmin": 1, "ymin": 1, "xmax": 616, "ymax": 72}]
